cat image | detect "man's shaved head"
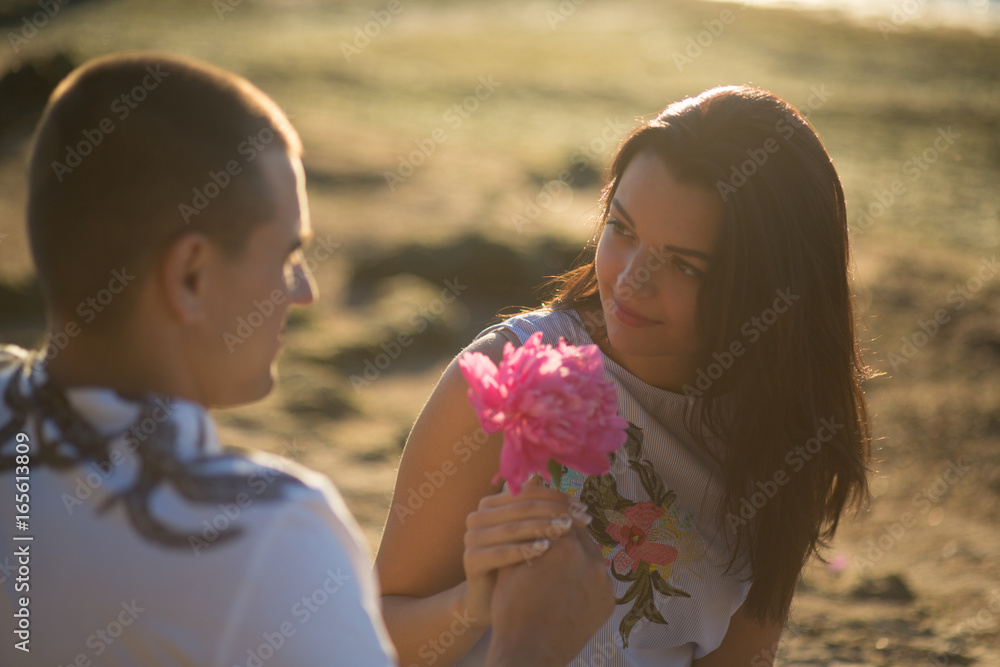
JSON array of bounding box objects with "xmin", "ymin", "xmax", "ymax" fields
[{"xmin": 27, "ymin": 52, "xmax": 302, "ymax": 330}]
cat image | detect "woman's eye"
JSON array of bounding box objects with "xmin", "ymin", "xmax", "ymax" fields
[
  {"xmin": 674, "ymin": 258, "xmax": 702, "ymax": 279},
  {"xmin": 607, "ymin": 218, "xmax": 632, "ymax": 238}
]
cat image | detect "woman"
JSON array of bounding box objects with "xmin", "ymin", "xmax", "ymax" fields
[{"xmin": 375, "ymin": 85, "xmax": 873, "ymax": 665}]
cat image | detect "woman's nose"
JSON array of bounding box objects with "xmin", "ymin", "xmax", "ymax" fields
[{"xmin": 617, "ymin": 247, "xmax": 656, "ymax": 297}]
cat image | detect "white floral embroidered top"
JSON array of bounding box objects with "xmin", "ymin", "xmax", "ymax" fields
[{"xmin": 458, "ymin": 308, "xmax": 752, "ymax": 667}]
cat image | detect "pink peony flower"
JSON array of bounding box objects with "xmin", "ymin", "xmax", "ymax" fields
[{"xmin": 457, "ymin": 331, "xmax": 628, "ymax": 495}]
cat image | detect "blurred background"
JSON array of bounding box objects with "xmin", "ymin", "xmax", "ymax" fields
[{"xmin": 1, "ymin": 0, "xmax": 998, "ymax": 663}]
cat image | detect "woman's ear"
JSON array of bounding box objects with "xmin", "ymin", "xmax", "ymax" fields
[{"xmin": 157, "ymin": 232, "xmax": 217, "ymax": 325}]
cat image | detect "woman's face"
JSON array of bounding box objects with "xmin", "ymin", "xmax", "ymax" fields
[{"xmin": 594, "ymin": 149, "xmax": 722, "ymax": 373}]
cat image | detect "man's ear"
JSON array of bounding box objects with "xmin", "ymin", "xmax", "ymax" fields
[{"xmin": 158, "ymin": 232, "xmax": 218, "ymax": 324}]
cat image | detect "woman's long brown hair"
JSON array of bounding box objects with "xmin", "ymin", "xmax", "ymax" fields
[{"xmin": 539, "ymin": 86, "xmax": 873, "ymax": 625}]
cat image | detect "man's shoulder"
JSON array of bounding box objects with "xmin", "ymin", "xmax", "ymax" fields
[
  {"xmin": 0, "ymin": 345, "xmax": 31, "ymax": 428},
  {"xmin": 0, "ymin": 344, "xmax": 30, "ymax": 363},
  {"xmin": 194, "ymin": 446, "xmax": 349, "ymax": 514},
  {"xmin": 195, "ymin": 446, "xmax": 366, "ymax": 545},
  {"xmin": 0, "ymin": 344, "xmax": 30, "ymax": 384}
]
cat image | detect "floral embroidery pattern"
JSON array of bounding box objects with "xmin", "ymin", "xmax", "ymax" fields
[
  {"xmin": 555, "ymin": 423, "xmax": 703, "ymax": 647},
  {"xmin": 605, "ymin": 501, "xmax": 678, "ymax": 574}
]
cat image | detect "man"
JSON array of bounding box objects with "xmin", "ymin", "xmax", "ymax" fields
[{"xmin": 0, "ymin": 53, "xmax": 611, "ymax": 665}]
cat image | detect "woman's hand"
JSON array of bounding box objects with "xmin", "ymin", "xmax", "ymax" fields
[{"xmin": 462, "ymin": 478, "xmax": 592, "ymax": 627}]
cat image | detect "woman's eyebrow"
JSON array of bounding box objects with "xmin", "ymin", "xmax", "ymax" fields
[
  {"xmin": 610, "ymin": 198, "xmax": 637, "ymax": 230},
  {"xmin": 664, "ymin": 244, "xmax": 712, "ymax": 262},
  {"xmin": 610, "ymin": 198, "xmax": 713, "ymax": 261}
]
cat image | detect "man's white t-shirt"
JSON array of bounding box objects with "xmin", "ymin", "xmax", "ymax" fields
[{"xmin": 0, "ymin": 346, "xmax": 397, "ymax": 666}]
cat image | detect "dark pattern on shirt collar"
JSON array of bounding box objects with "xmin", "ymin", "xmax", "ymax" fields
[{"xmin": 0, "ymin": 350, "xmax": 305, "ymax": 549}]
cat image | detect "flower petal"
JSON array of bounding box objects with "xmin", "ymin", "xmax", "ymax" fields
[
  {"xmin": 634, "ymin": 543, "xmax": 679, "ymax": 567},
  {"xmin": 459, "ymin": 330, "xmax": 628, "ymax": 496}
]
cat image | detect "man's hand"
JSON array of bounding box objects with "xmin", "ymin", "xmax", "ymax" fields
[{"xmin": 485, "ymin": 523, "xmax": 615, "ymax": 666}]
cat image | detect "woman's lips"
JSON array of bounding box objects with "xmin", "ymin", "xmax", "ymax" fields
[{"xmin": 612, "ymin": 299, "xmax": 661, "ymax": 327}]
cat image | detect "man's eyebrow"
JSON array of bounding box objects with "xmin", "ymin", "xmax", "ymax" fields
[{"xmin": 610, "ymin": 198, "xmax": 713, "ymax": 262}]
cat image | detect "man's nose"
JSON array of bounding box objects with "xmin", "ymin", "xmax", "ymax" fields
[{"xmin": 289, "ymin": 261, "xmax": 317, "ymax": 305}]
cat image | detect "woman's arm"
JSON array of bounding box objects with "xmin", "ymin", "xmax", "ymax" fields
[
  {"xmin": 691, "ymin": 602, "xmax": 783, "ymax": 667},
  {"xmin": 375, "ymin": 330, "xmax": 589, "ymax": 666}
]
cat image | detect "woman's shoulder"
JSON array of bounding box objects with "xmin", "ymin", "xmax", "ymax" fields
[{"xmin": 476, "ymin": 306, "xmax": 599, "ymax": 347}]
